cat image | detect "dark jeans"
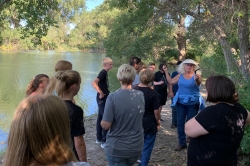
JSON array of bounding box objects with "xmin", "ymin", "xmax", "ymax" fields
[
  {"xmin": 139, "ymin": 134, "xmax": 156, "ymax": 166},
  {"xmin": 96, "ymin": 94, "xmax": 108, "ymax": 143},
  {"xmin": 106, "ymin": 155, "xmax": 139, "ymax": 166},
  {"xmin": 176, "ymin": 102, "xmax": 199, "ymax": 146},
  {"xmin": 171, "ymin": 105, "xmax": 177, "ymax": 126}
]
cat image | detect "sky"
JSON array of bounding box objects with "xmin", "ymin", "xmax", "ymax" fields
[{"xmin": 86, "ymin": 0, "xmax": 104, "ymax": 11}]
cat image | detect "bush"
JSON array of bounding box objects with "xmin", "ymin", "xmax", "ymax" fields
[{"xmin": 238, "ymin": 81, "xmax": 250, "ymax": 154}]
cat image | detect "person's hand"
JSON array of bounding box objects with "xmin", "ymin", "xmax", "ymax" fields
[
  {"xmin": 168, "ymin": 92, "xmax": 174, "ymax": 98},
  {"xmin": 99, "ymin": 92, "xmax": 105, "ymax": 99},
  {"xmin": 195, "ymin": 74, "xmax": 201, "ymax": 80},
  {"xmin": 157, "ymin": 120, "xmax": 161, "ymax": 130},
  {"xmin": 159, "ymin": 81, "xmax": 164, "ymax": 85},
  {"xmin": 163, "ymin": 66, "xmax": 168, "ymax": 73}
]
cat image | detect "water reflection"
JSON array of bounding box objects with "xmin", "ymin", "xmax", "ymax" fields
[{"xmin": 0, "ymin": 51, "xmax": 121, "ymax": 151}]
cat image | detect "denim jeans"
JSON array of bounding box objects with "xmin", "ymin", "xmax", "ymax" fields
[
  {"xmin": 176, "ymin": 102, "xmax": 199, "ymax": 146},
  {"xmin": 171, "ymin": 105, "xmax": 177, "ymax": 126},
  {"xmin": 139, "ymin": 134, "xmax": 156, "ymax": 166},
  {"xmin": 96, "ymin": 94, "xmax": 108, "ymax": 142},
  {"xmin": 106, "ymin": 155, "xmax": 139, "ymax": 166}
]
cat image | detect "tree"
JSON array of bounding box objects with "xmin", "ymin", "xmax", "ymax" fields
[
  {"xmin": 158, "ymin": 0, "xmax": 250, "ymax": 79},
  {"xmin": 0, "ymin": 0, "xmax": 86, "ymax": 44},
  {"xmin": 104, "ymin": 0, "xmax": 176, "ymax": 60}
]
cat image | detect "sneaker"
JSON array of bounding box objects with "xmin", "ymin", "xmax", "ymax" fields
[
  {"xmin": 96, "ymin": 140, "xmax": 101, "ymax": 144},
  {"xmin": 174, "ymin": 145, "xmax": 187, "ymax": 151},
  {"xmin": 136, "ymin": 159, "xmax": 141, "ymax": 163},
  {"xmin": 160, "ymin": 118, "xmax": 164, "ymax": 121},
  {"xmin": 101, "ymin": 143, "xmax": 105, "ymax": 148}
]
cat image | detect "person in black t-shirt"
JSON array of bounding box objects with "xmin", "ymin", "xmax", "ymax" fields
[
  {"xmin": 92, "ymin": 57, "xmax": 113, "ymax": 148},
  {"xmin": 154, "ymin": 63, "xmax": 170, "ymax": 121},
  {"xmin": 54, "ymin": 70, "xmax": 87, "ymax": 162},
  {"xmin": 134, "ymin": 69, "xmax": 160, "ymax": 166},
  {"xmin": 185, "ymin": 75, "xmax": 250, "ymax": 166}
]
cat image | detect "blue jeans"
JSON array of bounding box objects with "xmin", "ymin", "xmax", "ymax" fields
[
  {"xmin": 106, "ymin": 155, "xmax": 139, "ymax": 166},
  {"xmin": 176, "ymin": 102, "xmax": 199, "ymax": 146},
  {"xmin": 96, "ymin": 94, "xmax": 108, "ymax": 142},
  {"xmin": 171, "ymin": 105, "xmax": 177, "ymax": 126},
  {"xmin": 139, "ymin": 134, "xmax": 156, "ymax": 166}
]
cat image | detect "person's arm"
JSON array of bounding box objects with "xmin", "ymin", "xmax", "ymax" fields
[
  {"xmin": 154, "ymin": 80, "xmax": 164, "ymax": 85},
  {"xmin": 154, "ymin": 109, "xmax": 161, "ymax": 130},
  {"xmin": 101, "ymin": 94, "xmax": 114, "ymax": 130},
  {"xmin": 185, "ymin": 117, "xmax": 209, "ymax": 138},
  {"xmin": 163, "ymin": 68, "xmax": 180, "ymax": 85},
  {"xmin": 246, "ymin": 111, "xmax": 250, "ymax": 126},
  {"xmin": 168, "ymin": 84, "xmax": 174, "ymax": 97},
  {"xmin": 195, "ymin": 74, "xmax": 202, "ymax": 86},
  {"xmin": 74, "ymin": 135, "xmax": 87, "ymax": 162},
  {"xmin": 101, "ymin": 121, "xmax": 112, "ymax": 130},
  {"xmin": 92, "ymin": 78, "xmax": 105, "ymax": 98}
]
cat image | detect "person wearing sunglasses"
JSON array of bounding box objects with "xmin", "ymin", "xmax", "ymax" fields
[{"xmin": 164, "ymin": 59, "xmax": 205, "ymax": 151}]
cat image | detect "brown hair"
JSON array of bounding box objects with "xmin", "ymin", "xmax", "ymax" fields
[
  {"xmin": 45, "ymin": 60, "xmax": 73, "ymax": 95},
  {"xmin": 54, "ymin": 70, "xmax": 81, "ymax": 98},
  {"xmin": 139, "ymin": 69, "xmax": 154, "ymax": 84},
  {"xmin": 26, "ymin": 74, "xmax": 49, "ymax": 96},
  {"xmin": 55, "ymin": 60, "xmax": 72, "ymax": 72},
  {"xmin": 4, "ymin": 95, "xmax": 76, "ymax": 166},
  {"xmin": 206, "ymin": 75, "xmax": 237, "ymax": 103}
]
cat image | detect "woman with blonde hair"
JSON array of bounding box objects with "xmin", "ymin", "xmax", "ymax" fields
[
  {"xmin": 54, "ymin": 70, "xmax": 87, "ymax": 162},
  {"xmin": 3, "ymin": 95, "xmax": 90, "ymax": 166},
  {"xmin": 26, "ymin": 74, "xmax": 49, "ymax": 96},
  {"xmin": 164, "ymin": 59, "xmax": 205, "ymax": 151}
]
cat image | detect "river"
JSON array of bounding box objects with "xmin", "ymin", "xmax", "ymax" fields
[{"xmin": 0, "ymin": 51, "xmax": 122, "ymax": 151}]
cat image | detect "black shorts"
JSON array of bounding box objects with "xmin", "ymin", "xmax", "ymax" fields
[{"xmin": 157, "ymin": 93, "xmax": 167, "ymax": 106}]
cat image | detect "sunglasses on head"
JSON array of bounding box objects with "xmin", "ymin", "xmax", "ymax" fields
[{"xmin": 185, "ymin": 63, "xmax": 195, "ymax": 66}]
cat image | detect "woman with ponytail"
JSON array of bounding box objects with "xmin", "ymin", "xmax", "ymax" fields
[
  {"xmin": 54, "ymin": 70, "xmax": 87, "ymax": 162},
  {"xmin": 26, "ymin": 74, "xmax": 49, "ymax": 96}
]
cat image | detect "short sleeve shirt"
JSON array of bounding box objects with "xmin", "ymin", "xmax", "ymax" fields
[
  {"xmin": 188, "ymin": 103, "xmax": 248, "ymax": 166},
  {"xmin": 171, "ymin": 71, "xmax": 179, "ymax": 95},
  {"xmin": 134, "ymin": 86, "xmax": 160, "ymax": 134},
  {"xmin": 97, "ymin": 69, "xmax": 109, "ymax": 95},
  {"xmin": 102, "ymin": 89, "xmax": 145, "ymax": 158},
  {"xmin": 154, "ymin": 71, "xmax": 168, "ymax": 94},
  {"xmin": 64, "ymin": 100, "xmax": 85, "ymax": 160}
]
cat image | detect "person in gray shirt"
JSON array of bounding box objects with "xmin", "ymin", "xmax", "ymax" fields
[
  {"xmin": 101, "ymin": 64, "xmax": 145, "ymax": 166},
  {"xmin": 129, "ymin": 56, "xmax": 141, "ymax": 86}
]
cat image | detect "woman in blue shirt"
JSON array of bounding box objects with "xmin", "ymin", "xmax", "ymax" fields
[{"xmin": 164, "ymin": 59, "xmax": 204, "ymax": 151}]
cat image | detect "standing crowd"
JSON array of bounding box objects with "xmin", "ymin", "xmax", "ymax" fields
[{"xmin": 3, "ymin": 57, "xmax": 250, "ymax": 166}]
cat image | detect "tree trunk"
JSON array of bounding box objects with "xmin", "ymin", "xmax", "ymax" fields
[
  {"xmin": 174, "ymin": 14, "xmax": 186, "ymax": 61},
  {"xmin": 237, "ymin": 1, "xmax": 250, "ymax": 79},
  {"xmin": 215, "ymin": 25, "xmax": 239, "ymax": 77}
]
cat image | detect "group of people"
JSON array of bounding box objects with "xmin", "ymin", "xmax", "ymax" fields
[
  {"xmin": 92, "ymin": 56, "xmax": 250, "ymax": 166},
  {"xmin": 3, "ymin": 56, "xmax": 250, "ymax": 166}
]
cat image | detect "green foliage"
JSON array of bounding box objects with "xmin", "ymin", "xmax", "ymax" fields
[
  {"xmin": 104, "ymin": 0, "xmax": 176, "ymax": 60},
  {"xmin": 199, "ymin": 46, "xmax": 227, "ymax": 78},
  {"xmin": 238, "ymin": 80, "xmax": 250, "ymax": 154}
]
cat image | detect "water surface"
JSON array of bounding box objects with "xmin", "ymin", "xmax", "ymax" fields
[{"xmin": 0, "ymin": 51, "xmax": 121, "ymax": 151}]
